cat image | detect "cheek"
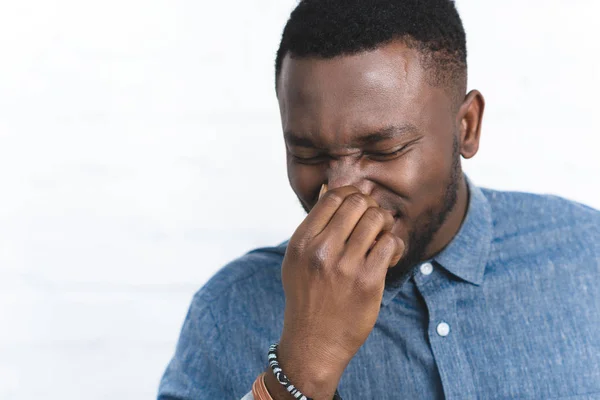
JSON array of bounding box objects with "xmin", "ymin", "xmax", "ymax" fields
[
  {"xmin": 407, "ymin": 137, "xmax": 455, "ymax": 200},
  {"xmin": 381, "ymin": 138, "xmax": 453, "ymax": 206}
]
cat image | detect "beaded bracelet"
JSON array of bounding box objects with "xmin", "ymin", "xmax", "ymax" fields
[{"xmin": 268, "ymin": 343, "xmax": 342, "ymax": 400}]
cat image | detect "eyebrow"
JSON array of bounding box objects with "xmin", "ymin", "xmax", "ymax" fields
[{"xmin": 284, "ymin": 123, "xmax": 419, "ymax": 148}]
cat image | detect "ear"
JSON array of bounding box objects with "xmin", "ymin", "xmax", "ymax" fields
[{"xmin": 457, "ymin": 90, "xmax": 485, "ymax": 159}]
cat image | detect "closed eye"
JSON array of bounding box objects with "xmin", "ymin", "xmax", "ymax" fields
[
  {"xmin": 290, "ymin": 154, "xmax": 329, "ymax": 165},
  {"xmin": 366, "ymin": 145, "xmax": 408, "ymax": 161}
]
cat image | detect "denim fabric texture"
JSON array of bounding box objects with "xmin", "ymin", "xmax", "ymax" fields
[{"xmin": 158, "ymin": 179, "xmax": 600, "ymax": 399}]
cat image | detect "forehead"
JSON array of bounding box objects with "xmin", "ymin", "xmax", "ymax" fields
[{"xmin": 278, "ymin": 41, "xmax": 450, "ymax": 145}]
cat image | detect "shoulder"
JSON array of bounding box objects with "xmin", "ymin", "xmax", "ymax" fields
[
  {"xmin": 482, "ymin": 188, "xmax": 598, "ymax": 222},
  {"xmin": 195, "ymin": 239, "xmax": 289, "ymax": 304},
  {"xmin": 482, "ymin": 188, "xmax": 599, "ymax": 233},
  {"xmin": 158, "ymin": 242, "xmax": 289, "ymax": 399},
  {"xmin": 481, "ymin": 188, "xmax": 599, "ymax": 259}
]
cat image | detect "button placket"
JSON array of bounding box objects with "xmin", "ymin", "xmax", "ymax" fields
[{"xmin": 413, "ymin": 265, "xmax": 477, "ymax": 399}]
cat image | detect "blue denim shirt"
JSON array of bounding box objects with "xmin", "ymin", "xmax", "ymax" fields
[{"xmin": 158, "ymin": 180, "xmax": 600, "ymax": 399}]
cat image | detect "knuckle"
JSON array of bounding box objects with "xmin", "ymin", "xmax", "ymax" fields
[
  {"xmin": 307, "ymin": 241, "xmax": 333, "ymax": 270},
  {"xmin": 332, "ymin": 259, "xmax": 353, "ymax": 279},
  {"xmin": 345, "ymin": 192, "xmax": 369, "ymax": 209},
  {"xmin": 355, "ymin": 271, "xmax": 381, "ymax": 294},
  {"xmin": 364, "ymin": 207, "xmax": 386, "ymax": 225},
  {"xmin": 377, "ymin": 232, "xmax": 397, "ymax": 248},
  {"xmin": 321, "ymin": 191, "xmax": 344, "ymax": 206}
]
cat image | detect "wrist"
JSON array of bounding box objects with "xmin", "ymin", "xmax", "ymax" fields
[
  {"xmin": 270, "ymin": 340, "xmax": 344, "ymax": 400},
  {"xmin": 264, "ymin": 364, "xmax": 340, "ymax": 400},
  {"xmin": 263, "ymin": 369, "xmax": 293, "ymax": 400}
]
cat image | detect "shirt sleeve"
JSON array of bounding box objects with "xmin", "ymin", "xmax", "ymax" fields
[
  {"xmin": 157, "ymin": 293, "xmax": 234, "ymax": 399},
  {"xmin": 241, "ymin": 391, "xmax": 255, "ymax": 400}
]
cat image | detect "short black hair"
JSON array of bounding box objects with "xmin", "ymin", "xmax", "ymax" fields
[{"xmin": 275, "ymin": 0, "xmax": 467, "ymax": 100}]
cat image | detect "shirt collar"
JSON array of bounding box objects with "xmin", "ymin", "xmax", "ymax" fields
[{"xmin": 382, "ymin": 176, "xmax": 493, "ymax": 306}]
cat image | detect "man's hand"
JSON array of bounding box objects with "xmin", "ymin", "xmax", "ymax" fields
[{"xmin": 265, "ymin": 185, "xmax": 405, "ymax": 400}]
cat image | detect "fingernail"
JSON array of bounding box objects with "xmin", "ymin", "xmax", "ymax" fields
[{"xmin": 318, "ymin": 183, "xmax": 328, "ymax": 200}]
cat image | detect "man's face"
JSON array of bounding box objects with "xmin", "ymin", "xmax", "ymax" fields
[{"xmin": 277, "ymin": 41, "xmax": 465, "ymax": 280}]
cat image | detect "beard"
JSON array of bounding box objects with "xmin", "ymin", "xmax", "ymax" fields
[{"xmin": 384, "ymin": 135, "xmax": 462, "ymax": 287}]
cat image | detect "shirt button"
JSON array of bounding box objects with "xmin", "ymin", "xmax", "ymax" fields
[
  {"xmin": 420, "ymin": 262, "xmax": 433, "ymax": 276},
  {"xmin": 437, "ymin": 322, "xmax": 450, "ymax": 337}
]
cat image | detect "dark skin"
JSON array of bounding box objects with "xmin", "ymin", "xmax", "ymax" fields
[{"xmin": 264, "ymin": 40, "xmax": 485, "ymax": 400}]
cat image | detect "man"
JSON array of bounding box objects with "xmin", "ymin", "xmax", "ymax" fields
[{"xmin": 158, "ymin": 0, "xmax": 600, "ymax": 399}]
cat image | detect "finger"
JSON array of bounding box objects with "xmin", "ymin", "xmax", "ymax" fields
[
  {"xmin": 387, "ymin": 235, "xmax": 405, "ymax": 267},
  {"xmin": 294, "ymin": 185, "xmax": 361, "ymax": 242},
  {"xmin": 365, "ymin": 232, "xmax": 405, "ymax": 274},
  {"xmin": 344, "ymin": 206, "xmax": 395, "ymax": 258},
  {"xmin": 318, "ymin": 183, "xmax": 328, "ymax": 200},
  {"xmin": 318, "ymin": 193, "xmax": 380, "ymax": 245}
]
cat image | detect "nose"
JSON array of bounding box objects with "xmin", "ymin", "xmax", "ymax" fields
[{"xmin": 326, "ymin": 158, "xmax": 374, "ymax": 195}]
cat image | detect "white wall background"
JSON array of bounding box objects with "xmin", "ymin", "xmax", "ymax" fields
[{"xmin": 0, "ymin": 1, "xmax": 598, "ymax": 399}]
